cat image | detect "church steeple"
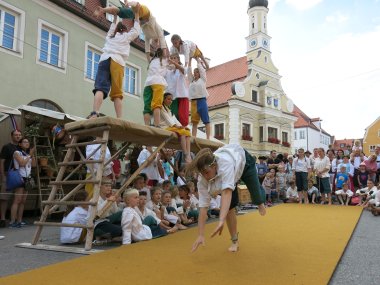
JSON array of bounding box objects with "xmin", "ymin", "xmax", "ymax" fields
[{"xmin": 246, "ymin": 0, "xmax": 271, "ymax": 53}]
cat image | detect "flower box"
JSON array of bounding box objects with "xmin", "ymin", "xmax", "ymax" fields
[
  {"xmin": 268, "ymin": 137, "xmax": 280, "ymax": 144},
  {"xmin": 241, "ymin": 135, "xmax": 252, "ymax": 141},
  {"xmin": 282, "ymin": 141, "xmax": 291, "ymax": 147}
]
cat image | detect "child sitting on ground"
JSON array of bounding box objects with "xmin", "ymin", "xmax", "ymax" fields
[
  {"xmin": 161, "ymin": 191, "xmax": 187, "ymax": 230},
  {"xmin": 134, "ymin": 191, "xmax": 176, "ymax": 234},
  {"xmin": 60, "ymin": 190, "xmax": 89, "ymax": 244},
  {"xmin": 170, "ymin": 34, "xmax": 209, "ymax": 70},
  {"xmin": 178, "ymin": 184, "xmax": 199, "ymax": 222},
  {"xmin": 133, "ymin": 174, "xmax": 151, "ymax": 201},
  {"xmin": 355, "ymin": 179, "xmax": 377, "ymax": 206},
  {"xmin": 307, "ymin": 180, "xmax": 319, "ymax": 204},
  {"xmin": 121, "ymin": 189, "xmax": 152, "ymax": 245},
  {"xmin": 208, "ymin": 192, "xmax": 221, "ymax": 218},
  {"xmin": 335, "ymin": 183, "xmax": 354, "ymax": 206},
  {"xmin": 176, "ymin": 166, "xmax": 187, "ymax": 186},
  {"xmin": 285, "ymin": 181, "xmax": 299, "ymax": 203}
]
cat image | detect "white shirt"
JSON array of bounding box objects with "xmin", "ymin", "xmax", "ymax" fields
[
  {"xmin": 286, "ymin": 187, "xmax": 299, "ymax": 199},
  {"xmin": 197, "ymin": 144, "xmax": 246, "ymax": 208},
  {"xmin": 292, "ymin": 156, "xmax": 311, "ymax": 173},
  {"xmin": 86, "ymin": 144, "xmax": 113, "ymax": 177},
  {"xmin": 134, "ymin": 206, "xmax": 161, "ymax": 224},
  {"xmin": 97, "ymin": 196, "xmax": 119, "ymax": 219},
  {"xmin": 60, "ymin": 207, "xmax": 88, "ymax": 244},
  {"xmin": 100, "ymin": 21, "xmax": 141, "ymax": 66},
  {"xmin": 137, "ymin": 149, "xmax": 161, "ymax": 181},
  {"xmin": 369, "ymin": 191, "xmax": 380, "ymax": 207},
  {"xmin": 13, "ymin": 150, "xmax": 32, "ymax": 178},
  {"xmin": 210, "ymin": 195, "xmax": 221, "ymax": 209},
  {"xmin": 165, "ymin": 69, "xmax": 189, "ymax": 99},
  {"xmin": 121, "ymin": 207, "xmax": 152, "ymax": 245},
  {"xmin": 188, "ymin": 63, "xmax": 209, "ymax": 100},
  {"xmin": 335, "ymin": 189, "xmax": 354, "ymax": 197},
  {"xmin": 170, "ymin": 40, "xmax": 197, "ymax": 66},
  {"xmin": 176, "ymin": 176, "xmax": 186, "ymax": 186},
  {"xmin": 144, "ymin": 58, "xmax": 168, "ymax": 87},
  {"xmin": 314, "ymin": 156, "xmax": 331, "ymax": 178},
  {"xmin": 159, "ymin": 105, "xmax": 182, "ymax": 128}
]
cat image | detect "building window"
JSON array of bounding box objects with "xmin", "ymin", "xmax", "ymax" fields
[
  {"xmin": 259, "ymin": 126, "xmax": 263, "ymax": 142},
  {"xmin": 0, "ymin": 2, "xmax": 24, "ymax": 56},
  {"xmin": 300, "ymin": 130, "xmax": 305, "ymax": 139},
  {"xmin": 255, "ymin": 73, "xmax": 260, "ymax": 79},
  {"xmin": 294, "ymin": 131, "xmax": 297, "ymax": 140},
  {"xmin": 273, "ymin": 98, "xmax": 279, "ymax": 108},
  {"xmin": 28, "ymin": 99, "xmax": 64, "ymax": 112},
  {"xmin": 214, "ymin": 123, "xmax": 224, "ymax": 140},
  {"xmin": 282, "ymin": 132, "xmax": 288, "ymax": 143},
  {"xmin": 37, "ymin": 20, "xmax": 68, "ymax": 71},
  {"xmin": 242, "ymin": 123, "xmax": 252, "ymax": 141},
  {"xmin": 268, "ymin": 127, "xmax": 278, "ymax": 139},
  {"xmin": 369, "ymin": 145, "xmax": 376, "ymax": 152},
  {"xmin": 251, "ymin": 90, "xmax": 258, "ymax": 103},
  {"xmin": 340, "ymin": 143, "xmax": 345, "ymax": 148},
  {"xmin": 85, "ymin": 46, "xmax": 101, "ymax": 81},
  {"xmin": 124, "ymin": 64, "xmax": 138, "ymax": 95},
  {"xmin": 74, "ymin": 0, "xmax": 85, "ymax": 5}
]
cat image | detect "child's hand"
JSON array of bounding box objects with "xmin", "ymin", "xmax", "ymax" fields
[
  {"xmin": 107, "ymin": 195, "xmax": 117, "ymax": 202},
  {"xmin": 191, "ymin": 235, "xmax": 205, "ymax": 252}
]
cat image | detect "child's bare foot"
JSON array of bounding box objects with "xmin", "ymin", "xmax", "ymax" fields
[
  {"xmin": 178, "ymin": 224, "xmax": 188, "ymax": 230},
  {"xmin": 167, "ymin": 226, "xmax": 178, "ymax": 234},
  {"xmin": 258, "ymin": 204, "xmax": 266, "ymax": 216},
  {"xmin": 94, "ymin": 6, "xmax": 102, "ymax": 18},
  {"xmin": 228, "ymin": 242, "xmax": 239, "ymax": 252}
]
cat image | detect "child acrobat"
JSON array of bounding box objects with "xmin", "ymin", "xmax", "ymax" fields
[
  {"xmin": 94, "ymin": 1, "xmax": 168, "ymax": 62},
  {"xmin": 160, "ymin": 92, "xmax": 192, "ymax": 164},
  {"xmin": 88, "ymin": 8, "xmax": 140, "ymax": 119},
  {"xmin": 187, "ymin": 144, "xmax": 266, "ymax": 253},
  {"xmin": 170, "ymin": 34, "xmax": 209, "ymax": 70}
]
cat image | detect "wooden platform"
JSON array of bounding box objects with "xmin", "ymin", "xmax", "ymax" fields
[{"xmin": 64, "ymin": 117, "xmax": 223, "ymax": 152}]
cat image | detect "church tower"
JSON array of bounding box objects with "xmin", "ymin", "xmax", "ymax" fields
[{"xmin": 246, "ymin": 0, "xmax": 271, "ymax": 53}]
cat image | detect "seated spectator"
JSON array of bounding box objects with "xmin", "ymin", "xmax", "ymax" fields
[
  {"xmin": 135, "ymin": 191, "xmax": 175, "ymax": 234},
  {"xmin": 161, "ymin": 191, "xmax": 187, "ymax": 229},
  {"xmin": 335, "ymin": 183, "xmax": 354, "ymax": 206},
  {"xmin": 146, "ymin": 186, "xmax": 164, "ymax": 218},
  {"xmin": 364, "ymin": 154, "xmax": 378, "ymax": 183},
  {"xmin": 285, "ymin": 181, "xmax": 299, "ymax": 203},
  {"xmin": 335, "ymin": 165, "xmax": 349, "ymax": 190},
  {"xmin": 176, "ymin": 166, "xmax": 187, "ymax": 186},
  {"xmin": 362, "ymin": 182, "xmax": 379, "ymax": 208},
  {"xmin": 178, "ymin": 184, "xmax": 199, "ymax": 221},
  {"xmin": 93, "ymin": 178, "xmax": 122, "ymax": 245},
  {"xmin": 161, "ymin": 180, "xmax": 171, "ymax": 192},
  {"xmin": 122, "ymin": 189, "xmax": 153, "ymax": 245},
  {"xmin": 133, "ymin": 174, "xmax": 151, "ymax": 201},
  {"xmin": 208, "ymin": 192, "xmax": 221, "ymax": 218},
  {"xmin": 355, "ymin": 180, "xmax": 377, "ymax": 206},
  {"xmin": 60, "ymin": 191, "xmax": 89, "ymax": 244},
  {"xmin": 307, "ymin": 181, "xmax": 319, "ymax": 204}
]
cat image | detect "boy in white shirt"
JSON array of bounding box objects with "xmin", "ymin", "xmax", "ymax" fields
[
  {"xmin": 335, "ymin": 183, "xmax": 354, "ymax": 206},
  {"xmin": 285, "ymin": 181, "xmax": 299, "ymax": 203}
]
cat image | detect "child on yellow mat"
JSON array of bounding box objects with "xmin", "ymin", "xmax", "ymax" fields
[
  {"xmin": 94, "ymin": 1, "xmax": 168, "ymax": 62},
  {"xmin": 170, "ymin": 34, "xmax": 209, "ymax": 70}
]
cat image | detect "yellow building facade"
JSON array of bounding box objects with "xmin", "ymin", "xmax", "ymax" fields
[{"xmin": 363, "ymin": 116, "xmax": 380, "ymax": 154}]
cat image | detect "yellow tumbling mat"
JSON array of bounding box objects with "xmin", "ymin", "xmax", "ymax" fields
[{"xmin": 1, "ymin": 204, "xmax": 362, "ymax": 285}]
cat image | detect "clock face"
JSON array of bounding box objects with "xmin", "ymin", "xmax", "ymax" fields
[{"xmin": 249, "ymin": 39, "xmax": 257, "ymax": 48}]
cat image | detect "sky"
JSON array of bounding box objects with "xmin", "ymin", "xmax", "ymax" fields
[{"xmin": 139, "ymin": 0, "xmax": 380, "ymax": 140}]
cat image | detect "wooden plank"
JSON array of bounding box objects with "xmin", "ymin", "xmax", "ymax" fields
[
  {"xmin": 15, "ymin": 243, "xmax": 103, "ymax": 255},
  {"xmin": 34, "ymin": 221, "xmax": 93, "ymax": 228},
  {"xmin": 58, "ymin": 159, "xmax": 103, "ymax": 166},
  {"xmin": 42, "ymin": 201, "xmax": 97, "ymax": 206},
  {"xmin": 49, "ymin": 180, "xmax": 100, "ymax": 185},
  {"xmin": 66, "ymin": 139, "xmax": 108, "ymax": 148}
]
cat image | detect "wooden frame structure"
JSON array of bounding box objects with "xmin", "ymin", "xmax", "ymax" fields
[{"xmin": 27, "ymin": 117, "xmax": 223, "ymax": 252}]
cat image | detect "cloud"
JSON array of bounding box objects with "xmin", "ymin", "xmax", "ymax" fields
[
  {"xmin": 286, "ymin": 0, "xmax": 323, "ymax": 11},
  {"xmin": 325, "ymin": 11, "xmax": 349, "ymax": 24}
]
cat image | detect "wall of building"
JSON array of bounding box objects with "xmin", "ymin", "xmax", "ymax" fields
[
  {"xmin": 363, "ymin": 118, "xmax": 380, "ymax": 154},
  {"xmin": 0, "ymin": 0, "xmax": 147, "ymax": 123}
]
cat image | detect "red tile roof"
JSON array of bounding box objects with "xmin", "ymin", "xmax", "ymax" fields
[
  {"xmin": 293, "ymin": 104, "xmax": 331, "ymax": 136},
  {"xmin": 206, "ymin": 56, "xmax": 248, "ymax": 107}
]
